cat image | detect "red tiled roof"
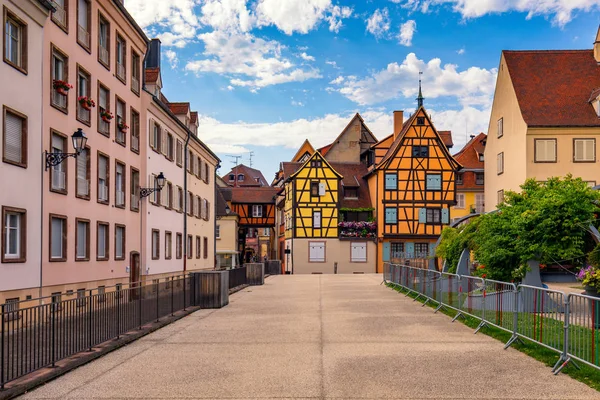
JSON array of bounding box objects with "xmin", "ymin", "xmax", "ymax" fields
[
  {"xmin": 281, "ymin": 162, "xmax": 302, "ymax": 179},
  {"xmin": 330, "ymin": 162, "xmax": 372, "ymax": 209},
  {"xmin": 230, "ymin": 187, "xmax": 279, "ymax": 204},
  {"xmin": 168, "ymin": 102, "xmax": 190, "ymax": 115},
  {"xmin": 318, "ymin": 144, "xmax": 333, "ymax": 156},
  {"xmin": 454, "ymin": 133, "xmax": 486, "ymax": 170},
  {"xmin": 438, "ymin": 131, "xmax": 453, "ymax": 148},
  {"xmin": 145, "ymin": 68, "xmax": 159, "ymax": 84},
  {"xmin": 222, "ymin": 164, "xmax": 269, "ymax": 187},
  {"xmin": 503, "ymin": 50, "xmax": 600, "ymax": 127},
  {"xmin": 190, "ymin": 111, "xmax": 198, "ymax": 124}
]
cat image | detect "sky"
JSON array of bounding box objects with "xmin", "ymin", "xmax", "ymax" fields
[{"xmin": 124, "ymin": 0, "xmax": 600, "ymax": 181}]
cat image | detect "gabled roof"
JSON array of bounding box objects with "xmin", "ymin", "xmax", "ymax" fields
[
  {"xmin": 222, "ymin": 164, "xmax": 269, "ymax": 187},
  {"xmin": 503, "ymin": 50, "xmax": 600, "ymax": 127},
  {"xmin": 318, "ymin": 143, "xmax": 333, "ymax": 156},
  {"xmin": 216, "ymin": 186, "xmax": 237, "ymax": 217},
  {"xmin": 168, "ymin": 102, "xmax": 190, "ymax": 115},
  {"xmin": 230, "ymin": 187, "xmax": 279, "ymax": 204},
  {"xmin": 318, "ymin": 113, "xmax": 378, "ymax": 156},
  {"xmin": 333, "ymin": 163, "xmax": 372, "ymax": 209},
  {"xmin": 290, "ymin": 151, "xmax": 343, "ymax": 180},
  {"xmin": 280, "ymin": 162, "xmax": 302, "ymax": 179},
  {"xmin": 438, "ymin": 131, "xmax": 454, "ymax": 148},
  {"xmin": 292, "ymin": 139, "xmax": 316, "ymax": 162},
  {"xmin": 190, "ymin": 111, "xmax": 198, "ymax": 124},
  {"xmin": 145, "ymin": 68, "xmax": 160, "ymax": 84},
  {"xmin": 454, "ymin": 133, "xmax": 486, "ymax": 170}
]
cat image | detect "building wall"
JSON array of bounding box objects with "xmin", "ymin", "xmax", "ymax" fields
[
  {"xmin": 286, "ymin": 238, "xmax": 376, "ymax": 274},
  {"xmin": 0, "ymin": 0, "xmax": 49, "ymax": 300},
  {"xmin": 216, "ymin": 215, "xmax": 238, "ymax": 267},
  {"xmin": 324, "ymin": 118, "xmax": 363, "ymax": 163},
  {"xmin": 484, "ymin": 53, "xmax": 528, "ymax": 211},
  {"xmin": 41, "ymin": 0, "xmax": 147, "ymax": 294}
]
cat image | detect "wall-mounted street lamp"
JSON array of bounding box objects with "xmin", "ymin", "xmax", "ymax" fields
[
  {"xmin": 140, "ymin": 172, "xmax": 166, "ymax": 198},
  {"xmin": 44, "ymin": 128, "xmax": 87, "ymax": 170}
]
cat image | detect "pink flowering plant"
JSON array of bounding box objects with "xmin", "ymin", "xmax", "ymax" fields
[
  {"xmin": 577, "ymin": 266, "xmax": 600, "ymax": 289},
  {"xmin": 338, "ymin": 221, "xmax": 376, "ymax": 238}
]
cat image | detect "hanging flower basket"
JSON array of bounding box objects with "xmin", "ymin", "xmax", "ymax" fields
[
  {"xmin": 100, "ymin": 109, "xmax": 113, "ymax": 123},
  {"xmin": 118, "ymin": 120, "xmax": 129, "ymax": 133},
  {"xmin": 53, "ymin": 79, "xmax": 72, "ymax": 96},
  {"xmin": 577, "ymin": 266, "xmax": 600, "ymax": 297},
  {"xmin": 78, "ymin": 96, "xmax": 96, "ymax": 111}
]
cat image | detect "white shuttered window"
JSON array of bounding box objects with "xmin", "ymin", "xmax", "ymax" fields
[
  {"xmin": 351, "ymin": 242, "xmax": 367, "ymax": 262},
  {"xmin": 76, "ymin": 148, "xmax": 88, "ymax": 196},
  {"xmin": 309, "ymin": 242, "xmax": 325, "ymax": 263},
  {"xmin": 574, "ymin": 139, "xmax": 595, "ymax": 162},
  {"xmin": 3, "ymin": 110, "xmax": 25, "ymax": 165},
  {"xmin": 534, "ymin": 139, "xmax": 556, "ymax": 162}
]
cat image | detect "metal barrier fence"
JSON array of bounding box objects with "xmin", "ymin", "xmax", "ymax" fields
[{"xmin": 383, "ymin": 263, "xmax": 600, "ymax": 375}]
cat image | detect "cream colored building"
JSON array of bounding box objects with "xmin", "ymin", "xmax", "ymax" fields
[
  {"xmin": 215, "ymin": 179, "xmax": 239, "ymax": 269},
  {"xmin": 485, "ymin": 28, "xmax": 600, "ymax": 211}
]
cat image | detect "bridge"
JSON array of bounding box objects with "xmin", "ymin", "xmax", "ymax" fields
[{"xmin": 18, "ymin": 275, "xmax": 598, "ymax": 399}]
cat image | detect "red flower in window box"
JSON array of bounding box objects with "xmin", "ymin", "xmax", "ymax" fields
[
  {"xmin": 78, "ymin": 96, "xmax": 96, "ymax": 111},
  {"xmin": 53, "ymin": 79, "xmax": 73, "ymax": 96},
  {"xmin": 100, "ymin": 109, "xmax": 113, "ymax": 123},
  {"xmin": 118, "ymin": 120, "xmax": 129, "ymax": 133}
]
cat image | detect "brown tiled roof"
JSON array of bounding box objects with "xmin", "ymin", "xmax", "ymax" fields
[
  {"xmin": 145, "ymin": 68, "xmax": 159, "ymax": 84},
  {"xmin": 281, "ymin": 162, "xmax": 302, "ymax": 179},
  {"xmin": 222, "ymin": 164, "xmax": 269, "ymax": 187},
  {"xmin": 318, "ymin": 143, "xmax": 333, "ymax": 156},
  {"xmin": 503, "ymin": 50, "xmax": 600, "ymax": 127},
  {"xmin": 454, "ymin": 133, "xmax": 486, "ymax": 169},
  {"xmin": 190, "ymin": 111, "xmax": 198, "ymax": 124},
  {"xmin": 230, "ymin": 187, "xmax": 279, "ymax": 204},
  {"xmin": 168, "ymin": 102, "xmax": 190, "ymax": 115},
  {"xmin": 216, "ymin": 187, "xmax": 237, "ymax": 216},
  {"xmin": 330, "ymin": 162, "xmax": 372, "ymax": 209},
  {"xmin": 438, "ymin": 131, "xmax": 453, "ymax": 148}
]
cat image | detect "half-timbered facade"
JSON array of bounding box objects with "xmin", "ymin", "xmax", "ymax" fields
[{"xmin": 367, "ymin": 106, "xmax": 462, "ymax": 272}]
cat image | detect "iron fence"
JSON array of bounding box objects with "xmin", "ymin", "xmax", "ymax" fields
[{"xmin": 383, "ymin": 263, "xmax": 600, "ymax": 375}]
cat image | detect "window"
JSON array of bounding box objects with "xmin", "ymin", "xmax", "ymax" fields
[
  {"xmin": 385, "ymin": 207, "xmax": 397, "ymax": 224},
  {"xmin": 351, "ymin": 242, "xmax": 367, "ymax": 262},
  {"xmin": 252, "ymin": 205, "xmax": 263, "ymax": 218},
  {"xmin": 313, "ymin": 211, "xmax": 321, "ymax": 228},
  {"xmin": 50, "ymin": 132, "xmax": 67, "ymax": 193},
  {"xmin": 76, "ymin": 66, "xmax": 91, "ymax": 124},
  {"xmin": 51, "ymin": 47, "xmax": 68, "ymax": 110},
  {"xmin": 412, "ymin": 146, "xmax": 428, "ymax": 158},
  {"xmin": 187, "ymin": 191, "xmax": 193, "ymax": 215},
  {"xmin": 237, "ymin": 174, "xmax": 244, "ymax": 182},
  {"xmin": 309, "ymin": 241, "xmax": 325, "ymax": 263},
  {"xmin": 166, "ymin": 182, "xmax": 173, "ymax": 209},
  {"xmin": 385, "ymin": 173, "xmax": 397, "ymax": 190},
  {"xmin": 344, "ymin": 187, "xmax": 358, "ymax": 198},
  {"xmin": 97, "ymin": 153, "xmax": 109, "ymax": 203},
  {"xmin": 426, "ymin": 209, "xmax": 441, "ymax": 224},
  {"xmin": 115, "ymin": 33, "xmax": 126, "ymax": 81},
  {"xmin": 131, "ymin": 51, "xmax": 140, "ymax": 94},
  {"xmin": 164, "ymin": 231, "xmax": 172, "ymax": 260},
  {"xmin": 497, "ymin": 152, "xmax": 504, "ymax": 175},
  {"xmin": 151, "ymin": 229, "xmax": 159, "ymax": 260},
  {"xmin": 203, "ymin": 237, "xmax": 208, "ymax": 259},
  {"xmin": 497, "ymin": 189, "xmax": 504, "ymax": 206},
  {"xmin": 49, "ymin": 214, "xmax": 66, "ymax": 261},
  {"xmin": 176, "ymin": 140, "xmax": 183, "ymax": 166},
  {"xmin": 166, "ymin": 133, "xmax": 174, "ymax": 160},
  {"xmin": 216, "ymin": 225, "xmax": 220, "ymax": 239},
  {"xmin": 51, "ymin": 0, "xmax": 68, "ymax": 29},
  {"xmin": 4, "ymin": 7, "xmax": 27, "ymax": 73},
  {"xmin": 130, "ymin": 167, "xmax": 139, "ymax": 211},
  {"xmin": 187, "ymin": 235, "xmax": 192, "ymax": 259},
  {"xmin": 391, "ymin": 242, "xmax": 404, "ymax": 259},
  {"xmin": 456, "ymin": 193, "xmax": 465, "ymax": 209},
  {"xmin": 497, "ymin": 118, "xmax": 503, "ymax": 138},
  {"xmin": 196, "ymin": 156, "xmax": 201, "ymax": 177},
  {"xmin": 176, "ymin": 233, "xmax": 182, "ymax": 259},
  {"xmin": 115, "ymin": 161, "xmax": 125, "ymax": 208},
  {"xmin": 151, "ymin": 121, "xmax": 161, "ymax": 151},
  {"xmin": 98, "ymin": 13, "xmax": 109, "ymax": 67},
  {"xmin": 75, "ymin": 218, "xmax": 89, "ymax": 261},
  {"xmin": 150, "ymin": 174, "xmax": 161, "ymax": 205},
  {"xmin": 478, "ymin": 153, "xmax": 484, "ymax": 162},
  {"xmin": 115, "ymin": 224, "xmax": 125, "ymax": 260},
  {"xmin": 177, "ymin": 187, "xmax": 183, "ymax": 211},
  {"xmin": 310, "ymin": 182, "xmax": 319, "ymax": 197},
  {"xmin": 130, "ymin": 108, "xmax": 139, "ymax": 153},
  {"xmin": 456, "ymin": 173, "xmax": 463, "ymax": 185},
  {"xmin": 204, "ymin": 163, "xmax": 210, "ymax": 184},
  {"xmin": 2, "ymin": 206, "xmax": 26, "ymax": 263},
  {"xmin": 195, "ymin": 236, "xmax": 201, "ymax": 259},
  {"xmin": 2, "ymin": 106, "xmax": 27, "ymax": 167},
  {"xmin": 310, "ymin": 160, "xmax": 322, "ymax": 167},
  {"xmin": 534, "ymin": 139, "xmax": 556, "ymax": 163},
  {"xmin": 475, "ymin": 172, "xmax": 484, "ymax": 185},
  {"xmin": 228, "ymin": 174, "xmax": 234, "ymax": 182},
  {"xmin": 76, "ymin": 0, "xmax": 91, "ymax": 49},
  {"xmin": 574, "ymin": 139, "xmax": 595, "ymax": 162},
  {"xmin": 475, "ymin": 193, "xmax": 485, "ymax": 213},
  {"xmin": 96, "ymin": 222, "xmax": 108, "ymax": 260},
  {"xmin": 415, "ymin": 243, "xmax": 429, "ymax": 258},
  {"xmin": 97, "ymin": 84, "xmax": 110, "ymax": 135},
  {"xmin": 426, "ymin": 174, "xmax": 441, "ymax": 191},
  {"xmin": 115, "ymin": 98, "xmax": 126, "ymax": 145}
]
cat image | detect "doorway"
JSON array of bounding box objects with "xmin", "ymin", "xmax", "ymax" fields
[{"xmin": 129, "ymin": 251, "xmax": 140, "ymax": 300}]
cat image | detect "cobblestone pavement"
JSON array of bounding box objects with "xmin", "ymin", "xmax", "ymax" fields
[{"xmin": 19, "ymin": 274, "xmax": 600, "ymax": 400}]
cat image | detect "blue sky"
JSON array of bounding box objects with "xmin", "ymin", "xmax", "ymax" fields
[{"xmin": 126, "ymin": 0, "xmax": 600, "ymax": 180}]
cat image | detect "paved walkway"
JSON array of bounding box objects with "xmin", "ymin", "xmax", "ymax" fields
[{"xmin": 20, "ymin": 274, "xmax": 600, "ymax": 399}]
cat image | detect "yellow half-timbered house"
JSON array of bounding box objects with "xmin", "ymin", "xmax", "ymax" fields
[{"xmin": 367, "ymin": 106, "xmax": 462, "ymax": 272}]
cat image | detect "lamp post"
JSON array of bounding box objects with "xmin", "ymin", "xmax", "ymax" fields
[
  {"xmin": 140, "ymin": 172, "xmax": 166, "ymax": 198},
  {"xmin": 137, "ymin": 172, "xmax": 166, "ymax": 284},
  {"xmin": 44, "ymin": 128, "xmax": 87, "ymax": 170}
]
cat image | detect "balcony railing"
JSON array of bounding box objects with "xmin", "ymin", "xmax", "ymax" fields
[
  {"xmin": 131, "ymin": 194, "xmax": 139, "ymax": 209},
  {"xmin": 116, "ymin": 129, "xmax": 125, "ymax": 144},
  {"xmin": 99, "ymin": 46, "xmax": 109, "ymax": 65},
  {"xmin": 98, "ymin": 118, "xmax": 109, "ymax": 135},
  {"xmin": 77, "ymin": 104, "xmax": 90, "ymax": 123},
  {"xmin": 131, "ymin": 76, "xmax": 139, "ymax": 92},
  {"xmin": 51, "ymin": 169, "xmax": 65, "ymax": 190},
  {"xmin": 77, "ymin": 25, "xmax": 90, "ymax": 48},
  {"xmin": 98, "ymin": 184, "xmax": 108, "ymax": 202},
  {"xmin": 116, "ymin": 191, "xmax": 125, "ymax": 206},
  {"xmin": 131, "ymin": 135, "xmax": 139, "ymax": 152},
  {"xmin": 52, "ymin": 91, "xmax": 67, "ymax": 109},
  {"xmin": 116, "ymin": 64, "xmax": 125, "ymax": 80}
]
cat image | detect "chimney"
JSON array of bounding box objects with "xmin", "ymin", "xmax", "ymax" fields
[
  {"xmin": 595, "ymin": 26, "xmax": 600, "ymax": 63},
  {"xmin": 393, "ymin": 110, "xmax": 404, "ymax": 141},
  {"xmin": 146, "ymin": 38, "xmax": 161, "ymax": 69},
  {"xmin": 470, "ymin": 134, "xmax": 475, "ymax": 140}
]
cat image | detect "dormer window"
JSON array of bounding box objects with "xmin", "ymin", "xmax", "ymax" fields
[
  {"xmin": 237, "ymin": 174, "xmax": 244, "ymax": 182},
  {"xmin": 228, "ymin": 174, "xmax": 234, "ymax": 181},
  {"xmin": 344, "ymin": 187, "xmax": 358, "ymax": 199},
  {"xmin": 478, "ymin": 153, "xmax": 484, "ymax": 162}
]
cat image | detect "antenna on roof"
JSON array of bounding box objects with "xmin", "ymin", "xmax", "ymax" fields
[
  {"xmin": 228, "ymin": 155, "xmax": 242, "ymax": 167},
  {"xmin": 248, "ymin": 151, "xmax": 255, "ymax": 168}
]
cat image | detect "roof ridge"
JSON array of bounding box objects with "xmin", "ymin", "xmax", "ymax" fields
[{"xmin": 504, "ymin": 49, "xmax": 592, "ymax": 54}]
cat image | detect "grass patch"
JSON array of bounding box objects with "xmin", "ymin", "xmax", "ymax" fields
[{"xmin": 386, "ymin": 282, "xmax": 600, "ymax": 392}]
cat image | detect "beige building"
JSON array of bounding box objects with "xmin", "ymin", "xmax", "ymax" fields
[
  {"xmin": 485, "ymin": 28, "xmax": 600, "ymax": 211},
  {"xmin": 215, "ymin": 178, "xmax": 239, "ymax": 269}
]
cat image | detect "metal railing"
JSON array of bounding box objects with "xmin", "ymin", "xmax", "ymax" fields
[{"xmin": 384, "ymin": 263, "xmax": 600, "ymax": 374}]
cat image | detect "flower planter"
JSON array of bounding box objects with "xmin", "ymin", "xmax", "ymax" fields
[
  {"xmin": 585, "ymin": 285, "xmax": 598, "ymax": 297},
  {"xmin": 81, "ymin": 103, "xmax": 91, "ymax": 111},
  {"xmin": 119, "ymin": 127, "xmax": 128, "ymax": 134},
  {"xmin": 56, "ymin": 88, "xmax": 68, "ymax": 96},
  {"xmin": 101, "ymin": 116, "xmax": 112, "ymax": 123}
]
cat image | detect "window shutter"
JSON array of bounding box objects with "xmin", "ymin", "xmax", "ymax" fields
[
  {"xmin": 441, "ymin": 208, "xmax": 449, "ymax": 224},
  {"xmin": 313, "ymin": 211, "xmax": 321, "ymax": 228},
  {"xmin": 318, "ymin": 183, "xmax": 326, "ymax": 196},
  {"xmin": 77, "ymin": 149, "xmax": 88, "ymax": 195},
  {"xmin": 418, "ymin": 208, "xmax": 426, "ymax": 223},
  {"xmin": 586, "ymin": 140, "xmax": 595, "ymax": 161},
  {"xmin": 99, "ymin": 88, "xmax": 107, "ymax": 109},
  {"xmin": 161, "ymin": 130, "xmax": 167, "ymax": 155},
  {"xmin": 51, "ymin": 218, "xmax": 63, "ymax": 258},
  {"xmin": 405, "ymin": 242, "xmax": 414, "ymax": 258},
  {"xmin": 385, "ymin": 174, "xmax": 397, "ymax": 189},
  {"xmin": 385, "ymin": 208, "xmax": 397, "ymax": 224},
  {"xmin": 382, "ymin": 242, "xmax": 390, "ymax": 262},
  {"xmin": 4, "ymin": 113, "xmax": 23, "ymax": 163}
]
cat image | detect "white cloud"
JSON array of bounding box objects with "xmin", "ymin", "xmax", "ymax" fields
[
  {"xmin": 457, "ymin": 48, "xmax": 466, "ymax": 55},
  {"xmin": 399, "ymin": 0, "xmax": 600, "ymax": 27},
  {"xmin": 185, "ymin": 31, "xmax": 321, "ymax": 90},
  {"xmin": 299, "ymin": 52, "xmax": 316, "ymax": 61},
  {"xmin": 206, "ymin": 143, "xmax": 250, "ymax": 154},
  {"xmin": 326, "ymin": 60, "xmax": 341, "ymax": 69},
  {"xmin": 398, "ymin": 20, "xmax": 416, "ymax": 46},
  {"xmin": 366, "ymin": 8, "xmax": 391, "ymax": 38},
  {"xmin": 164, "ymin": 49, "xmax": 179, "ymax": 68},
  {"xmin": 334, "ymin": 52, "xmax": 497, "ymax": 107},
  {"xmin": 200, "ymin": 0, "xmax": 254, "ymax": 32},
  {"xmin": 329, "ymin": 76, "xmax": 344, "ymax": 84},
  {"xmin": 227, "ymin": 85, "xmax": 235, "ymax": 91},
  {"xmin": 255, "ymin": 0, "xmax": 331, "ymax": 34},
  {"xmin": 326, "ymin": 5, "xmax": 353, "ymax": 32},
  {"xmin": 291, "ymin": 99, "xmax": 305, "ymax": 107}
]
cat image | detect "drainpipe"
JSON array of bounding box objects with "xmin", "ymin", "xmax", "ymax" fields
[
  {"xmin": 183, "ymin": 131, "xmax": 190, "ymax": 271},
  {"xmin": 213, "ymin": 164, "xmax": 219, "ymax": 269}
]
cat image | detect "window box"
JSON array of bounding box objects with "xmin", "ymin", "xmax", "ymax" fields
[
  {"xmin": 78, "ymin": 96, "xmax": 95, "ymax": 111},
  {"xmin": 100, "ymin": 109, "xmax": 113, "ymax": 123},
  {"xmin": 53, "ymin": 79, "xmax": 72, "ymax": 96},
  {"xmin": 338, "ymin": 221, "xmax": 376, "ymax": 238}
]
